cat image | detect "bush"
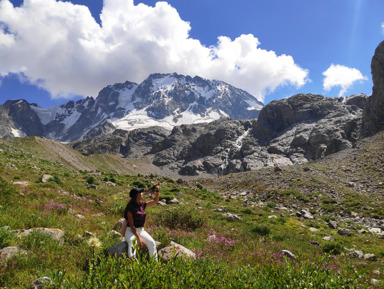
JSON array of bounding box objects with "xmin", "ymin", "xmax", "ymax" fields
[
  {"xmin": 323, "ymin": 242, "xmax": 343, "ymax": 255},
  {"xmin": 86, "ymin": 176, "xmax": 96, "ymax": 185},
  {"xmin": 266, "ymin": 202, "xmax": 276, "ymax": 208},
  {"xmin": 250, "ymin": 225, "xmax": 271, "ymax": 236},
  {"xmin": 156, "ymin": 208, "xmax": 206, "ymax": 230}
]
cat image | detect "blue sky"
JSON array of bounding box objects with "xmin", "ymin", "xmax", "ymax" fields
[{"xmin": 0, "ymin": 0, "xmax": 383, "ymax": 107}]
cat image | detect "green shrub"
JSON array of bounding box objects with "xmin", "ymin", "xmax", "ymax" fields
[
  {"xmin": 266, "ymin": 202, "xmax": 276, "ymax": 208},
  {"xmin": 156, "ymin": 208, "xmax": 206, "ymax": 230},
  {"xmin": 49, "ymin": 175, "xmax": 63, "ymax": 185},
  {"xmin": 86, "ymin": 176, "xmax": 96, "ymax": 185},
  {"xmin": 323, "ymin": 242, "xmax": 343, "ymax": 255},
  {"xmin": 132, "ymin": 180, "xmax": 151, "ymax": 188},
  {"xmin": 249, "ymin": 225, "xmax": 270, "ymax": 236}
]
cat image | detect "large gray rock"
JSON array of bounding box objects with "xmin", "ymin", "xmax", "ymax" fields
[{"xmin": 108, "ymin": 241, "xmax": 128, "ymax": 258}]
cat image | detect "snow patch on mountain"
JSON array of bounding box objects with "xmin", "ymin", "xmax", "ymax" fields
[{"xmin": 31, "ymin": 105, "xmax": 60, "ymax": 125}]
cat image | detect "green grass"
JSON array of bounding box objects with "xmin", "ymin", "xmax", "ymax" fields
[{"xmin": 0, "ymin": 137, "xmax": 383, "ymax": 288}]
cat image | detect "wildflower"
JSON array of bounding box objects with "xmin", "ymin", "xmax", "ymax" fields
[
  {"xmin": 4, "ymin": 263, "xmax": 7, "ymax": 269},
  {"xmin": 87, "ymin": 237, "xmax": 102, "ymax": 248}
]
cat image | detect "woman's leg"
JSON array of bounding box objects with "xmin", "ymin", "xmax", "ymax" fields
[
  {"xmin": 138, "ymin": 229, "xmax": 158, "ymax": 261},
  {"xmin": 124, "ymin": 227, "xmax": 137, "ymax": 258}
]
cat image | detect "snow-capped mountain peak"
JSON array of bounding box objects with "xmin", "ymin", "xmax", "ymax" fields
[{"xmin": 0, "ymin": 73, "xmax": 263, "ymax": 141}]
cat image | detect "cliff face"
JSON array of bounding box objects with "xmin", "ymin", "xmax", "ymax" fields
[{"xmin": 363, "ymin": 40, "xmax": 384, "ymax": 136}]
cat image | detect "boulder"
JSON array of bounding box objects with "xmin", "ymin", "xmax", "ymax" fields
[
  {"xmin": 158, "ymin": 241, "xmax": 196, "ymax": 260},
  {"xmin": 108, "ymin": 241, "xmax": 128, "ymax": 258}
]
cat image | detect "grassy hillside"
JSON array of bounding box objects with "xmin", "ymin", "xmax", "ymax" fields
[{"xmin": 0, "ymin": 134, "xmax": 383, "ymax": 288}]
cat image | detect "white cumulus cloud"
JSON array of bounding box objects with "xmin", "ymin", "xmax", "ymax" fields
[
  {"xmin": 0, "ymin": 0, "xmax": 309, "ymax": 102},
  {"xmin": 322, "ymin": 64, "xmax": 367, "ymax": 97},
  {"xmin": 382, "ymin": 22, "xmax": 384, "ymax": 34}
]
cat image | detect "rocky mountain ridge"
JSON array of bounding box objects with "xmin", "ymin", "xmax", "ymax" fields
[
  {"xmin": 72, "ymin": 93, "xmax": 367, "ymax": 176},
  {"xmin": 0, "ymin": 73, "xmax": 263, "ymax": 142}
]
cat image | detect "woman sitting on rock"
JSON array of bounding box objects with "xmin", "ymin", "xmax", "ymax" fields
[{"xmin": 123, "ymin": 184, "xmax": 159, "ymax": 261}]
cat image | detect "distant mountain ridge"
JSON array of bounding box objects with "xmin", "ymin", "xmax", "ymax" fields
[{"xmin": 0, "ymin": 73, "xmax": 263, "ymax": 142}]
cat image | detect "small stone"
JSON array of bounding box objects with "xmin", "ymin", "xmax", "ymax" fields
[
  {"xmin": 31, "ymin": 276, "xmax": 54, "ymax": 289},
  {"xmin": 323, "ymin": 236, "xmax": 334, "ymax": 241},
  {"xmin": 338, "ymin": 228, "xmax": 351, "ymax": 236},
  {"xmin": 167, "ymin": 198, "xmax": 180, "ymax": 204},
  {"xmin": 309, "ymin": 227, "xmax": 319, "ymax": 232},
  {"xmin": 75, "ymin": 214, "xmax": 85, "ymax": 220},
  {"xmin": 371, "ymin": 279, "xmax": 379, "ymax": 285},
  {"xmin": 13, "ymin": 181, "xmax": 29, "ymax": 187},
  {"xmin": 281, "ymin": 250, "xmax": 296, "ymax": 260},
  {"xmin": 112, "ymin": 218, "xmax": 125, "ymax": 231},
  {"xmin": 92, "ymin": 213, "xmax": 105, "ymax": 218},
  {"xmin": 348, "ymin": 250, "xmax": 364, "ymax": 259},
  {"xmin": 105, "ymin": 181, "xmax": 116, "ymax": 186},
  {"xmin": 84, "ymin": 231, "xmax": 94, "ymax": 237},
  {"xmin": 157, "ymin": 201, "xmax": 167, "ymax": 206},
  {"xmin": 268, "ymin": 215, "xmax": 277, "ymax": 219},
  {"xmin": 328, "ymin": 221, "xmax": 338, "ymax": 229},
  {"xmin": 369, "ymin": 228, "xmax": 382, "ymax": 234},
  {"xmin": 364, "ymin": 253, "xmax": 377, "ymax": 261},
  {"xmin": 107, "ymin": 230, "xmax": 122, "ymax": 238},
  {"xmin": 301, "ymin": 210, "xmax": 314, "ymax": 220},
  {"xmin": 41, "ymin": 174, "xmax": 53, "ymax": 183}
]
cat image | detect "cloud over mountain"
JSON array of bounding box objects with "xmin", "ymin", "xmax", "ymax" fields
[
  {"xmin": 0, "ymin": 0, "xmax": 308, "ymax": 102},
  {"xmin": 322, "ymin": 64, "xmax": 367, "ymax": 97}
]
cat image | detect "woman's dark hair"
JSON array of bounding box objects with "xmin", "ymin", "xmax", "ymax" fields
[{"xmin": 123, "ymin": 188, "xmax": 144, "ymax": 220}]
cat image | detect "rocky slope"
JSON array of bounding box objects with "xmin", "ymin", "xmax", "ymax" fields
[
  {"xmin": 196, "ymin": 129, "xmax": 384, "ymax": 232},
  {"xmin": 0, "ymin": 73, "xmax": 263, "ymax": 142}
]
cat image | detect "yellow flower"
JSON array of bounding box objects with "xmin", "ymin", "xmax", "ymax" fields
[{"xmin": 87, "ymin": 237, "xmax": 102, "ymax": 248}]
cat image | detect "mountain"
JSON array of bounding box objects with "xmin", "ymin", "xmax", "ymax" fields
[
  {"xmin": 70, "ymin": 40, "xmax": 384, "ymax": 177},
  {"xmin": 0, "ymin": 73, "xmax": 263, "ymax": 142}
]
